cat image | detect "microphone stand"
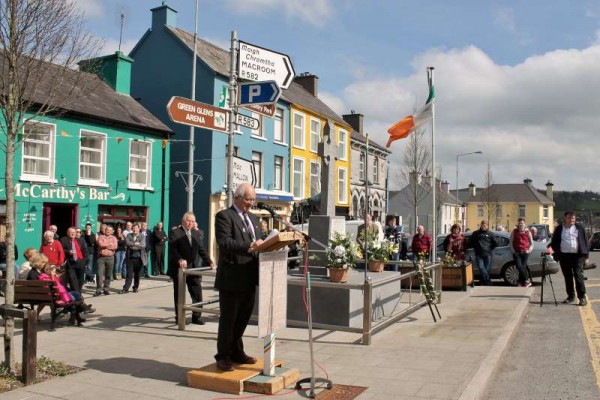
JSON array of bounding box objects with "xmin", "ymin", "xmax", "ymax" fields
[{"xmin": 264, "ymin": 209, "xmax": 333, "ymax": 397}]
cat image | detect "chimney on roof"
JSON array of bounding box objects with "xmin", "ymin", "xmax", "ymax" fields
[
  {"xmin": 79, "ymin": 51, "xmax": 133, "ymax": 95},
  {"xmin": 342, "ymin": 112, "xmax": 364, "ymax": 133},
  {"xmin": 294, "ymin": 73, "xmax": 319, "ymax": 96},
  {"xmin": 469, "ymin": 182, "xmax": 476, "ymax": 196},
  {"xmin": 545, "ymin": 180, "xmax": 554, "ymax": 201},
  {"xmin": 441, "ymin": 181, "xmax": 450, "ymax": 193},
  {"xmin": 524, "ymin": 178, "xmax": 533, "ymax": 186},
  {"xmin": 151, "ymin": 3, "xmax": 177, "ymax": 30}
]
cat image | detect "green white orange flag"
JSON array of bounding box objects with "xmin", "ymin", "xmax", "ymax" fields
[{"xmin": 386, "ymin": 79, "xmax": 435, "ymax": 148}]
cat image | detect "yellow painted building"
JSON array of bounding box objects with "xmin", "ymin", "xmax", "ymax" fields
[
  {"xmin": 462, "ymin": 180, "xmax": 555, "ymax": 232},
  {"xmin": 284, "ymin": 76, "xmax": 351, "ymax": 215}
]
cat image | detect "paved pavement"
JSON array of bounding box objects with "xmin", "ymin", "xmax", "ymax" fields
[{"xmin": 0, "ymin": 274, "xmax": 535, "ymax": 400}]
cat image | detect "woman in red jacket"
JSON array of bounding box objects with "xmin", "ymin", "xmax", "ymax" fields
[
  {"xmin": 39, "ymin": 230, "xmax": 65, "ymax": 268},
  {"xmin": 509, "ymin": 218, "xmax": 534, "ymax": 287}
]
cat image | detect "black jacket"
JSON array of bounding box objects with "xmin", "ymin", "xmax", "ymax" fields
[
  {"xmin": 469, "ymin": 229, "xmax": 498, "ymax": 257},
  {"xmin": 214, "ymin": 206, "xmax": 260, "ymax": 291},
  {"xmin": 59, "ymin": 236, "xmax": 89, "ymax": 266},
  {"xmin": 550, "ymin": 223, "xmax": 589, "ymax": 259},
  {"xmin": 167, "ymin": 226, "xmax": 212, "ymax": 279}
]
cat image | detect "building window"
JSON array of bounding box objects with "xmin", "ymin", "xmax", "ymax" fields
[
  {"xmin": 359, "ymin": 152, "xmax": 365, "ymax": 181},
  {"xmin": 274, "ymin": 108, "xmax": 285, "ymax": 143},
  {"xmin": 293, "ymin": 112, "xmax": 305, "ymax": 149},
  {"xmin": 310, "ymin": 118, "xmax": 320, "ymax": 153},
  {"xmin": 79, "ymin": 130, "xmax": 106, "ymax": 184},
  {"xmin": 292, "ymin": 158, "xmax": 305, "ymax": 198},
  {"xmin": 97, "ymin": 205, "xmax": 148, "ymax": 225},
  {"xmin": 252, "ymin": 151, "xmax": 263, "ymax": 188},
  {"xmin": 250, "ymin": 113, "xmax": 263, "ymax": 138},
  {"xmin": 519, "ymin": 204, "xmax": 526, "ymax": 218},
  {"xmin": 338, "ymin": 129, "xmax": 348, "ymax": 160},
  {"xmin": 274, "ymin": 156, "xmax": 283, "ymax": 190},
  {"xmin": 496, "ymin": 204, "xmax": 503, "ymax": 218},
  {"xmin": 372, "ymin": 157, "xmax": 379, "ymax": 184},
  {"xmin": 543, "ymin": 205, "xmax": 549, "ymax": 219},
  {"xmin": 21, "ymin": 121, "xmax": 55, "ymax": 182},
  {"xmin": 477, "ymin": 204, "xmax": 484, "ymax": 217},
  {"xmin": 338, "ymin": 167, "xmax": 348, "ymax": 203},
  {"xmin": 310, "ymin": 161, "xmax": 320, "ymax": 197},
  {"xmin": 129, "ymin": 140, "xmax": 152, "ymax": 189}
]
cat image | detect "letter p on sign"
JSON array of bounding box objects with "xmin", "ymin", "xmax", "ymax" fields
[{"xmin": 249, "ymin": 85, "xmax": 261, "ymax": 103}]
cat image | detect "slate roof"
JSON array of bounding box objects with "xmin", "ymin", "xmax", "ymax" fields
[
  {"xmin": 351, "ymin": 130, "xmax": 390, "ymax": 154},
  {"xmin": 167, "ymin": 27, "xmax": 352, "ymax": 129},
  {"xmin": 0, "ymin": 53, "xmax": 172, "ymax": 135},
  {"xmin": 463, "ymin": 183, "xmax": 555, "ymax": 205}
]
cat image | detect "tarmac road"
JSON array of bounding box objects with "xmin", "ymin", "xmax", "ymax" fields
[{"xmin": 485, "ymin": 251, "xmax": 600, "ymax": 399}]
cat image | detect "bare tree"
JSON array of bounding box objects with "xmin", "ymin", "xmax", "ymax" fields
[
  {"xmin": 0, "ymin": 0, "xmax": 99, "ymax": 371},
  {"xmin": 481, "ymin": 163, "xmax": 501, "ymax": 229},
  {"xmin": 398, "ymin": 128, "xmax": 431, "ymax": 233}
]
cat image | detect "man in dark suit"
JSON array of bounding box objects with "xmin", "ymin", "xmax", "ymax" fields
[
  {"xmin": 550, "ymin": 211, "xmax": 589, "ymax": 306},
  {"xmin": 214, "ymin": 182, "xmax": 264, "ymax": 372},
  {"xmin": 60, "ymin": 226, "xmax": 89, "ymax": 293},
  {"xmin": 168, "ymin": 212, "xmax": 215, "ymax": 325}
]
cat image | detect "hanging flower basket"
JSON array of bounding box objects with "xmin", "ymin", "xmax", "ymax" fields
[
  {"xmin": 329, "ymin": 267, "xmax": 349, "ymax": 283},
  {"xmin": 367, "ymin": 260, "xmax": 385, "ymax": 272}
]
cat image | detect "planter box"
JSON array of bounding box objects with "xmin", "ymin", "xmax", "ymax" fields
[
  {"xmin": 442, "ymin": 263, "xmax": 474, "ymax": 291},
  {"xmin": 398, "ymin": 265, "xmax": 424, "ymax": 289}
]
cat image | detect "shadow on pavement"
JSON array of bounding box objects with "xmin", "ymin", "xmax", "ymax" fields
[{"xmin": 84, "ymin": 357, "xmax": 192, "ymax": 385}]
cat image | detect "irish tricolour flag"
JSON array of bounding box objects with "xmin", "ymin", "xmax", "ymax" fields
[{"xmin": 386, "ymin": 82, "xmax": 435, "ymax": 148}]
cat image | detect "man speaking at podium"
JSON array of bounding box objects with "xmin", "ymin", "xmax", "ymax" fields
[{"xmin": 214, "ymin": 182, "xmax": 264, "ymax": 371}]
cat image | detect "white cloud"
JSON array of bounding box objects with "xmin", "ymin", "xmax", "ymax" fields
[
  {"xmin": 98, "ymin": 38, "xmax": 138, "ymax": 56},
  {"xmin": 225, "ymin": 0, "xmax": 333, "ymax": 27},
  {"xmin": 337, "ymin": 43, "xmax": 600, "ymax": 191},
  {"xmin": 72, "ymin": 0, "xmax": 104, "ymax": 19}
]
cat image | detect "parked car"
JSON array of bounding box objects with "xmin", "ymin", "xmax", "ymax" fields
[
  {"xmin": 436, "ymin": 231, "xmax": 559, "ymax": 285},
  {"xmin": 590, "ymin": 231, "xmax": 600, "ymax": 251},
  {"xmin": 528, "ymin": 224, "xmax": 552, "ymax": 240}
]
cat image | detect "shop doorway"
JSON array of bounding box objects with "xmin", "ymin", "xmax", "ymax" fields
[{"xmin": 42, "ymin": 203, "xmax": 78, "ymax": 238}]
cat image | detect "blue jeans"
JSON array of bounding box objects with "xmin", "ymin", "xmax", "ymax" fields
[
  {"xmin": 476, "ymin": 255, "xmax": 492, "ymax": 283},
  {"xmin": 85, "ymin": 253, "xmax": 95, "ymax": 282},
  {"xmin": 0, "ymin": 263, "xmax": 20, "ymax": 278},
  {"xmin": 115, "ymin": 250, "xmax": 126, "ymax": 277},
  {"xmin": 513, "ymin": 253, "xmax": 530, "ymax": 284}
]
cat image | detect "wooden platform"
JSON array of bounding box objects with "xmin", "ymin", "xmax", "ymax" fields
[{"xmin": 187, "ymin": 359, "xmax": 298, "ymax": 395}]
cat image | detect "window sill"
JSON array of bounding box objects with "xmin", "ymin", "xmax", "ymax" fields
[
  {"xmin": 274, "ymin": 141, "xmax": 288, "ymax": 147},
  {"xmin": 78, "ymin": 181, "xmax": 109, "ymax": 188},
  {"xmin": 128, "ymin": 185, "xmax": 154, "ymax": 192},
  {"xmin": 19, "ymin": 176, "xmax": 57, "ymax": 184},
  {"xmin": 251, "ymin": 135, "xmax": 267, "ymax": 142}
]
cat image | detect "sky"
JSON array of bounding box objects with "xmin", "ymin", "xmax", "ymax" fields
[{"xmin": 74, "ymin": 0, "xmax": 600, "ymax": 193}]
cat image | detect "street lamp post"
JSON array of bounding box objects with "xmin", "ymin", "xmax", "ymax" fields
[{"xmin": 455, "ymin": 151, "xmax": 483, "ymax": 225}]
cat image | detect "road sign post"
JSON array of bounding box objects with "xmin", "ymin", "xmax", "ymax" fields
[
  {"xmin": 238, "ymin": 81, "xmax": 281, "ymax": 106},
  {"xmin": 166, "ymin": 96, "xmax": 228, "ymax": 133},
  {"xmin": 238, "ymin": 41, "xmax": 295, "ymax": 89}
]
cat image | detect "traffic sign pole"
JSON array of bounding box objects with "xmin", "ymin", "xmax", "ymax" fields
[{"xmin": 227, "ymin": 30, "xmax": 238, "ymax": 207}]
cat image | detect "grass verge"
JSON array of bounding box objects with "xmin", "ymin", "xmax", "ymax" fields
[{"xmin": 0, "ymin": 356, "xmax": 84, "ymax": 393}]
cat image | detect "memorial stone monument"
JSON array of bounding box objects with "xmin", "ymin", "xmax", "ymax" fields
[{"xmin": 308, "ymin": 120, "xmax": 346, "ymax": 269}]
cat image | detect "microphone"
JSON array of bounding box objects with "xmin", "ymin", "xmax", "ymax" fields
[{"xmin": 256, "ymin": 202, "xmax": 278, "ymax": 219}]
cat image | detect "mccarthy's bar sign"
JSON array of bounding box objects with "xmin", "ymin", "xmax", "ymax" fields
[{"xmin": 14, "ymin": 183, "xmax": 125, "ymax": 202}]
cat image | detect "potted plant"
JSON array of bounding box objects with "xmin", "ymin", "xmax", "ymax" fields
[
  {"xmin": 325, "ymin": 232, "xmax": 359, "ymax": 283},
  {"xmin": 439, "ymin": 252, "xmax": 474, "ymax": 291},
  {"xmin": 358, "ymin": 231, "xmax": 399, "ymax": 272}
]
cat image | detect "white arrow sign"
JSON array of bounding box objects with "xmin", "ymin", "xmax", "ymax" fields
[
  {"xmin": 238, "ymin": 41, "xmax": 295, "ymax": 89},
  {"xmin": 232, "ymin": 156, "xmax": 256, "ymax": 190}
]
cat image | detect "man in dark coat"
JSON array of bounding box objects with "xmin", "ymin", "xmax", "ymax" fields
[
  {"xmin": 168, "ymin": 212, "xmax": 215, "ymax": 325},
  {"xmin": 60, "ymin": 226, "xmax": 89, "ymax": 293},
  {"xmin": 550, "ymin": 211, "xmax": 589, "ymax": 306},
  {"xmin": 214, "ymin": 182, "xmax": 264, "ymax": 372},
  {"xmin": 469, "ymin": 220, "xmax": 498, "ymax": 286}
]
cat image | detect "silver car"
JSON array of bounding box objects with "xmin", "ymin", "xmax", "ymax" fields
[{"xmin": 436, "ymin": 231, "xmax": 560, "ymax": 285}]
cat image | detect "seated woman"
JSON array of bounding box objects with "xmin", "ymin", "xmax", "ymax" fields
[
  {"xmin": 38, "ymin": 263, "xmax": 86, "ymax": 326},
  {"xmin": 26, "ymin": 253, "xmax": 48, "ymax": 281},
  {"xmin": 17, "ymin": 248, "xmax": 38, "ymax": 280},
  {"xmin": 443, "ymin": 224, "xmax": 467, "ymax": 261}
]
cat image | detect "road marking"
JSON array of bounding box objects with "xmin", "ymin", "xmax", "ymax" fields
[
  {"xmin": 586, "ymin": 284, "xmax": 600, "ymax": 288},
  {"xmin": 579, "ymin": 303, "xmax": 600, "ymax": 390}
]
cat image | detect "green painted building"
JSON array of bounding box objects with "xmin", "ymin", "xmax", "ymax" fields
[{"xmin": 0, "ymin": 52, "xmax": 173, "ymax": 271}]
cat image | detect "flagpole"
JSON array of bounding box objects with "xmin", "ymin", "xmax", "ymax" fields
[{"xmin": 428, "ymin": 66, "xmax": 436, "ymax": 263}]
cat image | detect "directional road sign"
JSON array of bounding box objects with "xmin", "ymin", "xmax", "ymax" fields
[
  {"xmin": 244, "ymin": 103, "xmax": 276, "ymax": 118},
  {"xmin": 238, "ymin": 41, "xmax": 295, "ymax": 89},
  {"xmin": 232, "ymin": 156, "xmax": 256, "ymax": 189},
  {"xmin": 166, "ymin": 96, "xmax": 228, "ymax": 133},
  {"xmin": 238, "ymin": 81, "xmax": 281, "ymax": 106},
  {"xmin": 235, "ymin": 113, "xmax": 260, "ymax": 130}
]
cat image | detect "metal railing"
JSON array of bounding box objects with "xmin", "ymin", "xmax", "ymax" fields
[{"xmin": 176, "ymin": 258, "xmax": 441, "ymax": 345}]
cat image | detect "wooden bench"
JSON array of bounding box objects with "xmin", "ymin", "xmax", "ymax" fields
[{"xmin": 13, "ymin": 280, "xmax": 82, "ymax": 331}]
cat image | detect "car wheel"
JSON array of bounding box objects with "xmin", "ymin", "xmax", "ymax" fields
[{"xmin": 501, "ymin": 263, "xmax": 519, "ymax": 286}]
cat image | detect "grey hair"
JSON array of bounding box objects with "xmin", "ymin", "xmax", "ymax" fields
[
  {"xmin": 43, "ymin": 230, "xmax": 54, "ymax": 238},
  {"xmin": 234, "ymin": 182, "xmax": 252, "ymax": 198}
]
